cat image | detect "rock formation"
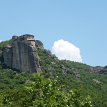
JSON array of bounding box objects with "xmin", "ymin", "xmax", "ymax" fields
[
  {"xmin": 90, "ymin": 66, "xmax": 107, "ymax": 74},
  {"xmin": 3, "ymin": 34, "xmax": 41, "ymax": 72}
]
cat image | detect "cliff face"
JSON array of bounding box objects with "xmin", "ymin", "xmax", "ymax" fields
[{"xmin": 3, "ymin": 34, "xmax": 41, "ymax": 72}]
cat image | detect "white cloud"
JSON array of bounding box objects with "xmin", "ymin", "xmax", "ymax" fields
[
  {"xmin": 0, "ymin": 40, "xmax": 2, "ymax": 43},
  {"xmin": 52, "ymin": 39, "xmax": 82, "ymax": 62}
]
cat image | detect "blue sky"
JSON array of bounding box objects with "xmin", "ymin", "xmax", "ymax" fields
[{"xmin": 0, "ymin": 0, "xmax": 107, "ymax": 66}]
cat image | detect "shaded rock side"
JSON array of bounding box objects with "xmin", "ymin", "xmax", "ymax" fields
[
  {"xmin": 3, "ymin": 34, "xmax": 41, "ymax": 72},
  {"xmin": 90, "ymin": 66, "xmax": 107, "ymax": 74}
]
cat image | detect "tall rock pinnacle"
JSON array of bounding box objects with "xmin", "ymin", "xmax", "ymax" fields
[{"xmin": 3, "ymin": 34, "xmax": 41, "ymax": 72}]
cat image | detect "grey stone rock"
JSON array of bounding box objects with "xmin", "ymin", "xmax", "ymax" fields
[
  {"xmin": 36, "ymin": 40, "xmax": 44, "ymax": 49},
  {"xmin": 93, "ymin": 79, "xmax": 101, "ymax": 84},
  {"xmin": 90, "ymin": 66, "xmax": 107, "ymax": 74},
  {"xmin": 3, "ymin": 34, "xmax": 41, "ymax": 72}
]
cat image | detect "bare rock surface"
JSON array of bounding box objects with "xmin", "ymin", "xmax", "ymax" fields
[{"xmin": 3, "ymin": 34, "xmax": 41, "ymax": 72}]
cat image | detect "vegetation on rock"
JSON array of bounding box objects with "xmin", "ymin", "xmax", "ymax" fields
[{"xmin": 0, "ymin": 38, "xmax": 107, "ymax": 107}]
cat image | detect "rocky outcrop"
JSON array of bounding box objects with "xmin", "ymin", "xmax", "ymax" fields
[
  {"xmin": 3, "ymin": 34, "xmax": 41, "ymax": 72},
  {"xmin": 90, "ymin": 66, "xmax": 107, "ymax": 74},
  {"xmin": 99, "ymin": 66, "xmax": 107, "ymax": 74},
  {"xmin": 90, "ymin": 66, "xmax": 104, "ymax": 72},
  {"xmin": 36, "ymin": 40, "xmax": 44, "ymax": 49}
]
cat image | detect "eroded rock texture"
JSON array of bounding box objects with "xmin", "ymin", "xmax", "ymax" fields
[{"xmin": 3, "ymin": 34, "xmax": 41, "ymax": 72}]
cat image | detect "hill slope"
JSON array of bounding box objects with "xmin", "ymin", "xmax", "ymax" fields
[{"xmin": 0, "ymin": 37, "xmax": 107, "ymax": 107}]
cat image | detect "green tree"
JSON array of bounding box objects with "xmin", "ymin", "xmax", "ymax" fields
[{"xmin": 2, "ymin": 74, "xmax": 92, "ymax": 107}]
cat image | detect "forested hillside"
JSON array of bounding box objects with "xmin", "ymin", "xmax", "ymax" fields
[{"xmin": 0, "ymin": 40, "xmax": 107, "ymax": 107}]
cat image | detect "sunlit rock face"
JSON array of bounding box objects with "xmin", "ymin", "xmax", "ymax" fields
[{"xmin": 3, "ymin": 34, "xmax": 41, "ymax": 72}]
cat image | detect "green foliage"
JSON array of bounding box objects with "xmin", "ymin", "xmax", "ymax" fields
[
  {"xmin": 1, "ymin": 74, "xmax": 92, "ymax": 107},
  {"xmin": 37, "ymin": 48, "xmax": 107, "ymax": 107},
  {"xmin": 0, "ymin": 39, "xmax": 12, "ymax": 48},
  {"xmin": 0, "ymin": 66, "xmax": 31, "ymax": 92},
  {"xmin": 0, "ymin": 42, "xmax": 107, "ymax": 107}
]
